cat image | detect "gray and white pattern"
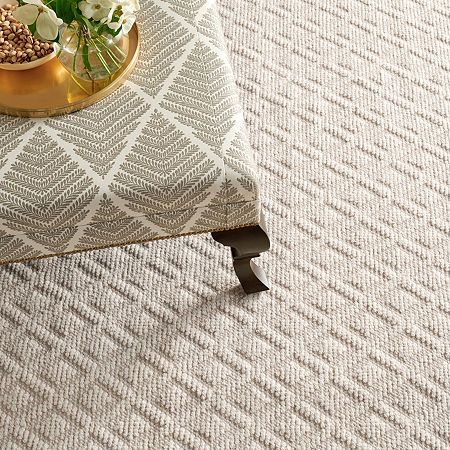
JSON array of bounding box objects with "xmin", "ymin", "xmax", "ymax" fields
[{"xmin": 0, "ymin": 0, "xmax": 260, "ymax": 265}]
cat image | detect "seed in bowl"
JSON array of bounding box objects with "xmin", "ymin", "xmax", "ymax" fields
[{"xmin": 0, "ymin": 4, "xmax": 54, "ymax": 64}]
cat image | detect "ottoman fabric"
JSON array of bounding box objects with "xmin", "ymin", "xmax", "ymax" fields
[{"xmin": 0, "ymin": 0, "xmax": 260, "ymax": 265}]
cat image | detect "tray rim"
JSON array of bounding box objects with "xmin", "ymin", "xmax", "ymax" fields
[{"xmin": 0, "ymin": 24, "xmax": 140, "ymax": 118}]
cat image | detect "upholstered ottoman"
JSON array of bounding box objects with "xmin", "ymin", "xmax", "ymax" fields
[{"xmin": 0, "ymin": 0, "xmax": 269, "ymax": 293}]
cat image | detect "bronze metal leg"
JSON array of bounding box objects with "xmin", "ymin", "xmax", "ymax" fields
[{"xmin": 212, "ymin": 215, "xmax": 270, "ymax": 294}]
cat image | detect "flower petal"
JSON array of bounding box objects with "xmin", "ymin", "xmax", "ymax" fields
[
  {"xmin": 23, "ymin": 0, "xmax": 44, "ymax": 5},
  {"xmin": 79, "ymin": 1, "xmax": 94, "ymax": 19},
  {"xmin": 122, "ymin": 15, "xmax": 135, "ymax": 34},
  {"xmin": 92, "ymin": 7, "xmax": 110, "ymax": 21},
  {"xmin": 13, "ymin": 4, "xmax": 39, "ymax": 25},
  {"xmin": 36, "ymin": 12, "xmax": 58, "ymax": 40},
  {"xmin": 108, "ymin": 21, "xmax": 121, "ymax": 31},
  {"xmin": 47, "ymin": 9, "xmax": 63, "ymax": 26}
]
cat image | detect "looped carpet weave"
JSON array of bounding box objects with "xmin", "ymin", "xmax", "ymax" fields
[{"xmin": 1, "ymin": 0, "xmax": 449, "ymax": 449}]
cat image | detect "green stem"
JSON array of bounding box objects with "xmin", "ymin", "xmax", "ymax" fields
[
  {"xmin": 89, "ymin": 38, "xmax": 112, "ymax": 75},
  {"xmin": 100, "ymin": 34, "xmax": 127, "ymax": 59},
  {"xmin": 73, "ymin": 28, "xmax": 82, "ymax": 73},
  {"xmin": 95, "ymin": 39, "xmax": 121, "ymax": 67}
]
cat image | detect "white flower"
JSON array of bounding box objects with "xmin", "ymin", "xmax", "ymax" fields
[
  {"xmin": 119, "ymin": 11, "xmax": 136, "ymax": 34},
  {"xmin": 113, "ymin": 0, "xmax": 140, "ymax": 13},
  {"xmin": 13, "ymin": 0, "xmax": 63, "ymax": 41},
  {"xmin": 103, "ymin": 3, "xmax": 118, "ymax": 26},
  {"xmin": 79, "ymin": 0, "xmax": 113, "ymax": 22},
  {"xmin": 103, "ymin": 1, "xmax": 138, "ymax": 34}
]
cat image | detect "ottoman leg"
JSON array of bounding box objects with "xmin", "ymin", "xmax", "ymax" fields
[{"xmin": 212, "ymin": 216, "xmax": 270, "ymax": 294}]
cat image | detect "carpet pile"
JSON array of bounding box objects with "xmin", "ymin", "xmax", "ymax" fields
[{"xmin": 1, "ymin": 0, "xmax": 449, "ymax": 448}]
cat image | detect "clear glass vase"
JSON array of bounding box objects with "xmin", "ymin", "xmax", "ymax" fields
[{"xmin": 58, "ymin": 22, "xmax": 129, "ymax": 82}]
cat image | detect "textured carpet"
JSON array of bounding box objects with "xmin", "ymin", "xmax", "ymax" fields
[{"xmin": 1, "ymin": 0, "xmax": 450, "ymax": 449}]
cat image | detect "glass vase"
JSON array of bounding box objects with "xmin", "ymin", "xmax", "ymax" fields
[{"xmin": 58, "ymin": 22, "xmax": 129, "ymax": 82}]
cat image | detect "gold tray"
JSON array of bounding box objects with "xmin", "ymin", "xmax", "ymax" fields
[{"xmin": 0, "ymin": 25, "xmax": 140, "ymax": 118}]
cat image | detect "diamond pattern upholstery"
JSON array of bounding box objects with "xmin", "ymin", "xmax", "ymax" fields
[{"xmin": 0, "ymin": 0, "xmax": 260, "ymax": 265}]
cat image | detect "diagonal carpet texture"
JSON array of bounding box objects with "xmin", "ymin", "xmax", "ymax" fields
[{"xmin": 1, "ymin": 0, "xmax": 450, "ymax": 449}]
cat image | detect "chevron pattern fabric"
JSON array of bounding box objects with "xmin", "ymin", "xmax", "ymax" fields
[
  {"xmin": 0, "ymin": 0, "xmax": 260, "ymax": 265},
  {"xmin": 1, "ymin": 0, "xmax": 450, "ymax": 449}
]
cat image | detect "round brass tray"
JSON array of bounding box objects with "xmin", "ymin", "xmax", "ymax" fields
[{"xmin": 0, "ymin": 25, "xmax": 140, "ymax": 118}]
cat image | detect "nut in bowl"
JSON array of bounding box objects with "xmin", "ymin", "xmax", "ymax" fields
[{"xmin": 0, "ymin": 1, "xmax": 56, "ymax": 71}]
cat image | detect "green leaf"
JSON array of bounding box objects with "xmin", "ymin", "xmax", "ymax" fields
[
  {"xmin": 82, "ymin": 43, "xmax": 91, "ymax": 71},
  {"xmin": 48, "ymin": 0, "xmax": 72, "ymax": 24}
]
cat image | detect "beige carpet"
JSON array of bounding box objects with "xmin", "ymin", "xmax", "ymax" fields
[{"xmin": 1, "ymin": 0, "xmax": 450, "ymax": 448}]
